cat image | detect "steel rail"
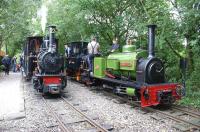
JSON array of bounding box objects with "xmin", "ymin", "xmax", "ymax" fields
[
  {"xmin": 42, "ymin": 97, "xmax": 72, "ymax": 132},
  {"xmin": 145, "ymin": 106, "xmax": 200, "ymax": 129},
  {"xmin": 61, "ymin": 96, "xmax": 108, "ymax": 132},
  {"xmin": 172, "ymin": 106, "xmax": 200, "ymax": 118}
]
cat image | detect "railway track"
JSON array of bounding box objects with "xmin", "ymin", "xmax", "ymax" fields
[
  {"xmin": 100, "ymin": 90, "xmax": 200, "ymax": 131},
  {"xmin": 172, "ymin": 105, "xmax": 200, "ymax": 118},
  {"xmin": 42, "ymin": 97, "xmax": 72, "ymax": 132},
  {"xmin": 43, "ymin": 96, "xmax": 108, "ymax": 132},
  {"xmin": 148, "ymin": 105, "xmax": 200, "ymax": 131},
  {"xmin": 42, "ymin": 80, "xmax": 200, "ymax": 131}
]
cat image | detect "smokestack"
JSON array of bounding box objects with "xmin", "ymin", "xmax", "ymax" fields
[
  {"xmin": 147, "ymin": 24, "xmax": 157, "ymax": 58},
  {"xmin": 48, "ymin": 25, "xmax": 56, "ymax": 53}
]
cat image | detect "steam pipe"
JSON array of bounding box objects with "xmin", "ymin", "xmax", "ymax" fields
[
  {"xmin": 48, "ymin": 25, "xmax": 56, "ymax": 53},
  {"xmin": 147, "ymin": 24, "xmax": 157, "ymax": 58}
]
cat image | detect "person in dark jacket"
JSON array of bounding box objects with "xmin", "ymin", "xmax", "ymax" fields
[
  {"xmin": 109, "ymin": 38, "xmax": 119, "ymax": 53},
  {"xmin": 20, "ymin": 55, "xmax": 23, "ymax": 68},
  {"xmin": 12, "ymin": 56, "xmax": 17, "ymax": 72},
  {"xmin": 2, "ymin": 55, "xmax": 11, "ymax": 75}
]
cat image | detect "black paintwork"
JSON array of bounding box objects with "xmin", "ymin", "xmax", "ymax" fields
[
  {"xmin": 23, "ymin": 36, "xmax": 43, "ymax": 79},
  {"xmin": 66, "ymin": 41, "xmax": 88, "ymax": 71}
]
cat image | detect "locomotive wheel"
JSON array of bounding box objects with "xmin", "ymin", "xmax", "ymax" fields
[{"xmin": 85, "ymin": 80, "xmax": 93, "ymax": 86}]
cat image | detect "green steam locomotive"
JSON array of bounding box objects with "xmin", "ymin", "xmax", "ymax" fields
[{"xmin": 66, "ymin": 25, "xmax": 184, "ymax": 107}]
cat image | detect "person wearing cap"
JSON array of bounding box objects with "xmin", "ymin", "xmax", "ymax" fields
[{"xmin": 87, "ymin": 37, "xmax": 100, "ymax": 73}]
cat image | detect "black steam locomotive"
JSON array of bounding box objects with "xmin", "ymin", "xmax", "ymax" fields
[{"xmin": 23, "ymin": 26, "xmax": 66, "ymax": 95}]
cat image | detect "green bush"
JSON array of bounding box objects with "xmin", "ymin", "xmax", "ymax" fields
[
  {"xmin": 179, "ymin": 58, "xmax": 200, "ymax": 108},
  {"xmin": 0, "ymin": 65, "xmax": 5, "ymax": 72}
]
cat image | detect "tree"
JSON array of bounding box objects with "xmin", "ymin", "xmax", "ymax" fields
[{"xmin": 0, "ymin": 0, "xmax": 41, "ymax": 55}]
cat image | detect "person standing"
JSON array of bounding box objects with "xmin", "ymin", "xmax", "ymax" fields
[
  {"xmin": 20, "ymin": 55, "xmax": 23, "ymax": 68},
  {"xmin": 1, "ymin": 55, "xmax": 11, "ymax": 75},
  {"xmin": 127, "ymin": 39, "xmax": 133, "ymax": 45},
  {"xmin": 109, "ymin": 38, "xmax": 119, "ymax": 52},
  {"xmin": 64, "ymin": 44, "xmax": 71, "ymax": 57},
  {"xmin": 87, "ymin": 36, "xmax": 100, "ymax": 73},
  {"xmin": 12, "ymin": 56, "xmax": 17, "ymax": 72}
]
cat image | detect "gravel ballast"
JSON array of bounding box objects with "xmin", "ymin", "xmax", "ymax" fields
[
  {"xmin": 0, "ymin": 73, "xmax": 180, "ymax": 131},
  {"xmin": 65, "ymin": 80, "xmax": 179, "ymax": 132}
]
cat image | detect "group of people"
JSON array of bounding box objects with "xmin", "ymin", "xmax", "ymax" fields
[{"xmin": 1, "ymin": 55, "xmax": 23, "ymax": 75}]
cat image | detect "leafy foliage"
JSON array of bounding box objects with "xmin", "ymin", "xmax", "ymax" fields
[{"xmin": 0, "ymin": 0, "xmax": 41, "ymax": 56}]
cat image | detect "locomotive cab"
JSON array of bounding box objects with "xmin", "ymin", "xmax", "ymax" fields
[
  {"xmin": 65, "ymin": 42, "xmax": 88, "ymax": 80},
  {"xmin": 22, "ymin": 36, "xmax": 43, "ymax": 80}
]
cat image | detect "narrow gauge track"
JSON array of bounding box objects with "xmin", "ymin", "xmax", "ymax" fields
[
  {"xmin": 100, "ymin": 89, "xmax": 200, "ymax": 131},
  {"xmin": 172, "ymin": 105, "xmax": 200, "ymax": 118},
  {"xmin": 149, "ymin": 106, "xmax": 200, "ymax": 131},
  {"xmin": 61, "ymin": 96, "xmax": 108, "ymax": 132},
  {"xmin": 42, "ymin": 97, "xmax": 72, "ymax": 132},
  {"xmin": 42, "ymin": 96, "xmax": 108, "ymax": 132}
]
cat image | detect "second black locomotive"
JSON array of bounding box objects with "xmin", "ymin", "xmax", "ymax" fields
[{"xmin": 23, "ymin": 26, "xmax": 66, "ymax": 95}]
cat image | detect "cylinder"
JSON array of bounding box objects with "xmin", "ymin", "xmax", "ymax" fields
[
  {"xmin": 147, "ymin": 24, "xmax": 157, "ymax": 58},
  {"xmin": 126, "ymin": 87, "xmax": 135, "ymax": 96}
]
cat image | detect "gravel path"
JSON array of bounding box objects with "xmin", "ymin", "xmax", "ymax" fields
[{"xmin": 0, "ymin": 77, "xmax": 60, "ymax": 132}]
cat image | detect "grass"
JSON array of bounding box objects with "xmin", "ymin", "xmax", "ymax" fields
[{"xmin": 178, "ymin": 88, "xmax": 200, "ymax": 108}]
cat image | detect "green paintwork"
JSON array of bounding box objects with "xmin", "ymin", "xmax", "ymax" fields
[
  {"xmin": 107, "ymin": 59, "xmax": 119, "ymax": 70},
  {"xmin": 106, "ymin": 49, "xmax": 147, "ymax": 78},
  {"xmin": 110, "ymin": 70, "xmax": 135, "ymax": 79},
  {"xmin": 126, "ymin": 87, "xmax": 135, "ymax": 96},
  {"xmin": 120, "ymin": 59, "xmax": 136, "ymax": 71},
  {"xmin": 122, "ymin": 45, "xmax": 136, "ymax": 52},
  {"xmin": 94, "ymin": 57, "xmax": 106, "ymax": 78},
  {"xmin": 93, "ymin": 45, "xmax": 147, "ymax": 80}
]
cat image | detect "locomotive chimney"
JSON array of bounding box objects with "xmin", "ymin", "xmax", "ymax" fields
[
  {"xmin": 147, "ymin": 24, "xmax": 157, "ymax": 58},
  {"xmin": 48, "ymin": 25, "xmax": 56, "ymax": 53}
]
